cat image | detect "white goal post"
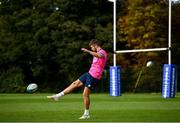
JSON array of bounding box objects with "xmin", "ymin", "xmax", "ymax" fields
[
  {"xmin": 116, "ymin": 48, "xmax": 169, "ymax": 54},
  {"xmin": 109, "ymin": 0, "xmax": 177, "ymax": 98},
  {"xmin": 108, "ymin": 0, "xmax": 172, "ymax": 65}
]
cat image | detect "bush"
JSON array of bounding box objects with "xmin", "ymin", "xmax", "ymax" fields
[{"xmin": 0, "ymin": 67, "xmax": 25, "ymax": 93}]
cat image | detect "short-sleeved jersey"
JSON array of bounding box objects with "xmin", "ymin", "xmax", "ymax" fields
[{"xmin": 88, "ymin": 49, "xmax": 107, "ymax": 80}]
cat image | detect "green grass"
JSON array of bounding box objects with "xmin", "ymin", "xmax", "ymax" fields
[{"xmin": 0, "ymin": 93, "xmax": 180, "ymax": 122}]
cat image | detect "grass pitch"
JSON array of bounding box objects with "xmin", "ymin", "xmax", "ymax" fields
[{"xmin": 0, "ymin": 93, "xmax": 180, "ymax": 122}]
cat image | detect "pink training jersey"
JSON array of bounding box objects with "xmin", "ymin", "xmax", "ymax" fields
[{"xmin": 89, "ymin": 49, "xmax": 107, "ymax": 80}]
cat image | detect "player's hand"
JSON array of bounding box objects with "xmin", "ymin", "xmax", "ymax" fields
[{"xmin": 81, "ymin": 48, "xmax": 89, "ymax": 53}]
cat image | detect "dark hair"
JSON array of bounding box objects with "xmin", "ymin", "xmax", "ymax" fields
[{"xmin": 89, "ymin": 39, "xmax": 102, "ymax": 47}]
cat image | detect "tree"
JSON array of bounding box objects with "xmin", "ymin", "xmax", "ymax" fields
[
  {"xmin": 0, "ymin": 0, "xmax": 113, "ymax": 92},
  {"xmin": 117, "ymin": 0, "xmax": 168, "ymax": 92}
]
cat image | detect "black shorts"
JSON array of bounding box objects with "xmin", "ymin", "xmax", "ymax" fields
[{"xmin": 79, "ymin": 72, "xmax": 100, "ymax": 90}]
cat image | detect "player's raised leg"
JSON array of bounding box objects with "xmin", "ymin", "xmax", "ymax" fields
[
  {"xmin": 47, "ymin": 79, "xmax": 83, "ymax": 101},
  {"xmin": 79, "ymin": 87, "xmax": 91, "ymax": 119}
]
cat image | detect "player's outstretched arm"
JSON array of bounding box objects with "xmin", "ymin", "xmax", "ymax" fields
[{"xmin": 81, "ymin": 48, "xmax": 103, "ymax": 58}]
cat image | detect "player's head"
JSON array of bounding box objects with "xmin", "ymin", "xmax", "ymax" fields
[{"xmin": 89, "ymin": 39, "xmax": 102, "ymax": 51}]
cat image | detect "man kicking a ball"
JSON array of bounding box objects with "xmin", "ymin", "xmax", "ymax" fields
[{"xmin": 47, "ymin": 39, "xmax": 107, "ymax": 119}]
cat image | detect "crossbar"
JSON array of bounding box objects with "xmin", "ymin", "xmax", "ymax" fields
[{"xmin": 116, "ymin": 48, "xmax": 168, "ymax": 54}]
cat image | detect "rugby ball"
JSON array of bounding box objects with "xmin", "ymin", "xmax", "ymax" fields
[
  {"xmin": 146, "ymin": 61, "xmax": 154, "ymax": 67},
  {"xmin": 26, "ymin": 83, "xmax": 38, "ymax": 93}
]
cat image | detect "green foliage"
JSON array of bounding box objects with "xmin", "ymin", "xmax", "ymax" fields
[
  {"xmin": 0, "ymin": 0, "xmax": 179, "ymax": 93},
  {"xmin": 0, "ymin": 0, "xmax": 112, "ymax": 92},
  {"xmin": 0, "ymin": 67, "xmax": 25, "ymax": 93}
]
